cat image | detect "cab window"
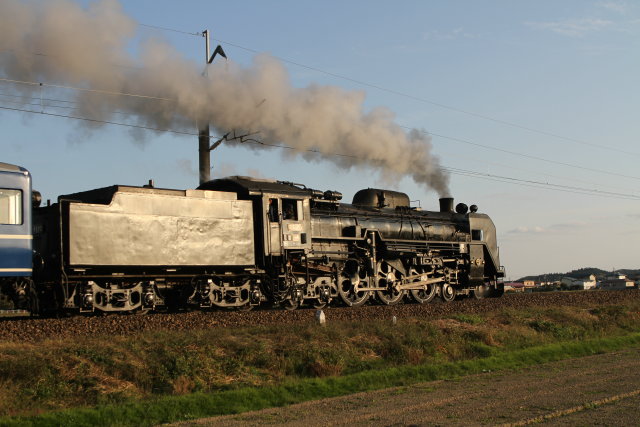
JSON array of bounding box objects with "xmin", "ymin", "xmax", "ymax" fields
[
  {"xmin": 0, "ymin": 189, "xmax": 22, "ymax": 225},
  {"xmin": 268, "ymin": 198, "xmax": 279, "ymax": 223},
  {"xmin": 471, "ymin": 229, "xmax": 483, "ymax": 241},
  {"xmin": 282, "ymin": 199, "xmax": 298, "ymax": 221}
]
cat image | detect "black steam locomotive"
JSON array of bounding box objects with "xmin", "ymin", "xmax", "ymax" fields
[{"xmin": 2, "ymin": 163, "xmax": 504, "ymax": 315}]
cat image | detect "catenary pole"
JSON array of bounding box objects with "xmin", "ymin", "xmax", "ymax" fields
[{"xmin": 198, "ymin": 30, "xmax": 212, "ymax": 185}]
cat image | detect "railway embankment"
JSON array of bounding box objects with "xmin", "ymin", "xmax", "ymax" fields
[{"xmin": 0, "ymin": 290, "xmax": 639, "ymax": 426}]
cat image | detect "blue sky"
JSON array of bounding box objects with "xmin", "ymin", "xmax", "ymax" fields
[{"xmin": 1, "ymin": 0, "xmax": 639, "ymax": 279}]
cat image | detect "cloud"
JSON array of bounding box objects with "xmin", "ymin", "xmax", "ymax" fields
[
  {"xmin": 507, "ymin": 221, "xmax": 589, "ymax": 235},
  {"xmin": 507, "ymin": 226, "xmax": 546, "ymax": 235},
  {"xmin": 598, "ymin": 1, "xmax": 628, "ymax": 14},
  {"xmin": 526, "ymin": 18, "xmax": 613, "ymax": 37}
]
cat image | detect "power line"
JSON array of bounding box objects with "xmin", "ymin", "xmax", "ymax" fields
[
  {"xmin": 0, "ymin": 46, "xmax": 146, "ymax": 71},
  {"xmin": 4, "ymin": 76, "xmax": 640, "ymax": 183},
  {"xmin": 417, "ymin": 127, "xmax": 640, "ymax": 181},
  {"xmin": 0, "ymin": 77, "xmax": 174, "ymax": 102},
  {"xmin": 443, "ymin": 167, "xmax": 640, "ymax": 200},
  {"xmin": 2, "ymin": 102, "xmax": 638, "ymax": 201},
  {"xmin": 139, "ymin": 23, "xmax": 202, "ymax": 37},
  {"xmin": 207, "ymin": 37, "xmax": 639, "ymax": 158},
  {"xmin": 3, "ymin": 26, "xmax": 636, "ymax": 158},
  {"xmin": 435, "ymin": 144, "xmax": 640, "ymax": 194},
  {"xmin": 0, "ymin": 104, "xmax": 202, "ymax": 138},
  {"xmin": 0, "ymin": 91, "xmax": 145, "ymax": 117}
]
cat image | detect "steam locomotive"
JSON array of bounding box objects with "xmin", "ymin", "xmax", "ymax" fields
[{"xmin": 1, "ymin": 162, "xmax": 504, "ymax": 315}]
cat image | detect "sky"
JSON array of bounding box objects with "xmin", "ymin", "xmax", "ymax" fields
[{"xmin": 1, "ymin": 0, "xmax": 639, "ymax": 280}]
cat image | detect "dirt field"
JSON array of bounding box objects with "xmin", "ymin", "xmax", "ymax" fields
[{"xmin": 170, "ymin": 347, "xmax": 640, "ymax": 426}]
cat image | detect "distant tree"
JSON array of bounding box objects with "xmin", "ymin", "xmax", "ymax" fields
[{"xmin": 516, "ymin": 266, "xmax": 639, "ymax": 282}]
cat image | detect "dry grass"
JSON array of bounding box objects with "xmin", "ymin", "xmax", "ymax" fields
[{"xmin": 0, "ymin": 300, "xmax": 639, "ymax": 418}]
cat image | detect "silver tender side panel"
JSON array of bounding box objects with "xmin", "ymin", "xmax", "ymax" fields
[{"xmin": 68, "ymin": 189, "xmax": 254, "ymax": 266}]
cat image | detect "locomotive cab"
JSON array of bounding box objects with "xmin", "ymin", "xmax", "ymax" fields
[
  {"xmin": 264, "ymin": 195, "xmax": 311, "ymax": 255},
  {"xmin": 199, "ymin": 176, "xmax": 313, "ymax": 261}
]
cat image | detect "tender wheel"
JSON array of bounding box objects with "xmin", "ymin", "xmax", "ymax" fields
[
  {"xmin": 440, "ymin": 283, "xmax": 456, "ymax": 302},
  {"xmin": 338, "ymin": 259, "xmax": 371, "ymax": 307},
  {"xmin": 283, "ymin": 298, "xmax": 299, "ymax": 310},
  {"xmin": 376, "ymin": 261, "xmax": 404, "ymax": 305},
  {"xmin": 312, "ymin": 300, "xmax": 327, "ymax": 309},
  {"xmin": 237, "ymin": 302, "xmax": 254, "ymax": 312},
  {"xmin": 28, "ymin": 281, "xmax": 40, "ymax": 317}
]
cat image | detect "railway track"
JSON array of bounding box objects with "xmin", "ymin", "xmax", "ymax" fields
[{"xmin": 0, "ymin": 290, "xmax": 638, "ymax": 343}]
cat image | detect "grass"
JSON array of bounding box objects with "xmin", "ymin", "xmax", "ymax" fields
[
  {"xmin": 1, "ymin": 300, "xmax": 640, "ymax": 426},
  {"xmin": 3, "ymin": 333, "xmax": 640, "ymax": 427}
]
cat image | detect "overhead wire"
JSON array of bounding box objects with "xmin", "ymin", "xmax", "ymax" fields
[
  {"xmin": 3, "ymin": 76, "xmax": 640, "ymax": 184},
  {"xmin": 138, "ymin": 23, "xmax": 202, "ymax": 37},
  {"xmin": 443, "ymin": 167, "xmax": 640, "ymax": 200},
  {"xmin": 3, "ymin": 25, "xmax": 637, "ymax": 158},
  {"xmin": 2, "ymin": 22, "xmax": 638, "ymax": 199},
  {"xmin": 205, "ymin": 37, "xmax": 639, "ymax": 157},
  {"xmin": 1, "ymin": 102, "xmax": 638, "ymax": 201},
  {"xmin": 411, "ymin": 127, "xmax": 640, "ymax": 182},
  {"xmin": 0, "ymin": 77, "xmax": 174, "ymax": 102},
  {"xmin": 0, "ymin": 104, "xmax": 200, "ymax": 138},
  {"xmin": 435, "ymin": 143, "xmax": 640, "ymax": 194}
]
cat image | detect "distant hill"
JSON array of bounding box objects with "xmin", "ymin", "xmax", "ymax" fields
[{"xmin": 518, "ymin": 267, "xmax": 640, "ymax": 282}]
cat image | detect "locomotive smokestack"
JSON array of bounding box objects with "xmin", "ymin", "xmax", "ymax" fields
[{"xmin": 439, "ymin": 197, "xmax": 454, "ymax": 213}]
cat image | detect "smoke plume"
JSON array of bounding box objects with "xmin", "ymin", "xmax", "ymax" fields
[{"xmin": 0, "ymin": 0, "xmax": 450, "ymax": 196}]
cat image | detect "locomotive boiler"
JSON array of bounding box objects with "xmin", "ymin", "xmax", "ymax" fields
[{"xmin": 1, "ymin": 164, "xmax": 504, "ymax": 315}]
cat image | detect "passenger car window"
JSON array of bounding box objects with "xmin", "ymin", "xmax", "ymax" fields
[{"xmin": 0, "ymin": 189, "xmax": 22, "ymax": 225}]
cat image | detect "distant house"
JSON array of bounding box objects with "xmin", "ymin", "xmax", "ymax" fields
[
  {"xmin": 561, "ymin": 275, "xmax": 597, "ymax": 290},
  {"xmin": 504, "ymin": 282, "xmax": 525, "ymax": 293},
  {"xmin": 599, "ymin": 274, "xmax": 635, "ymax": 290},
  {"xmin": 523, "ymin": 280, "xmax": 536, "ymax": 290}
]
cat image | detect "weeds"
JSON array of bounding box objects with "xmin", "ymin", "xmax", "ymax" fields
[{"xmin": 0, "ymin": 301, "xmax": 639, "ymax": 422}]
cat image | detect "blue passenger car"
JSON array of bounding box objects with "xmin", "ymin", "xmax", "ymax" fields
[{"xmin": 0, "ymin": 162, "xmax": 32, "ymax": 280}]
